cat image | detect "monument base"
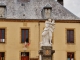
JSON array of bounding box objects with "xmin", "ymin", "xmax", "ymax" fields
[{"xmin": 39, "ymin": 46, "xmax": 55, "ymax": 60}]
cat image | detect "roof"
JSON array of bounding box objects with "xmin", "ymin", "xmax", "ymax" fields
[{"xmin": 3, "ymin": 0, "xmax": 80, "ymax": 20}]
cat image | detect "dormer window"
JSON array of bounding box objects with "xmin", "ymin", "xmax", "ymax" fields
[
  {"xmin": 0, "ymin": 6, "xmax": 6, "ymax": 18},
  {"xmin": 42, "ymin": 4, "xmax": 52, "ymax": 19}
]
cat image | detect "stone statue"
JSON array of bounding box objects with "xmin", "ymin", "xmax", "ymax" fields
[{"xmin": 40, "ymin": 19, "xmax": 55, "ymax": 46}]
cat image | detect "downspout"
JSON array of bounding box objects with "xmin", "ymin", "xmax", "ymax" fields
[{"xmin": 38, "ymin": 21, "xmax": 40, "ymax": 50}]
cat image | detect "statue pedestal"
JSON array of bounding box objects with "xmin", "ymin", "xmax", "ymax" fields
[{"xmin": 39, "ymin": 46, "xmax": 55, "ymax": 60}]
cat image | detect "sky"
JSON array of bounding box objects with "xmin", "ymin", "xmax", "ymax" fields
[{"xmin": 64, "ymin": 0, "xmax": 80, "ymax": 18}]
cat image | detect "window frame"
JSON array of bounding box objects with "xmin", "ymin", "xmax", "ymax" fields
[
  {"xmin": 21, "ymin": 28, "xmax": 29, "ymax": 43},
  {"xmin": 66, "ymin": 28, "xmax": 75, "ymax": 44},
  {"xmin": 20, "ymin": 52, "xmax": 29, "ymax": 60},
  {"xmin": 0, "ymin": 28, "xmax": 6, "ymax": 43},
  {"xmin": 67, "ymin": 52, "xmax": 75, "ymax": 60},
  {"xmin": 0, "ymin": 52, "xmax": 5, "ymax": 60}
]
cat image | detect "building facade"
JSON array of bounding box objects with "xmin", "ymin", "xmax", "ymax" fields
[{"xmin": 0, "ymin": 0, "xmax": 80, "ymax": 60}]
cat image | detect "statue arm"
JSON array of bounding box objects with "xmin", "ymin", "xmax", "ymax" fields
[
  {"xmin": 51, "ymin": 20, "xmax": 55, "ymax": 25},
  {"xmin": 50, "ymin": 20, "xmax": 55, "ymax": 30}
]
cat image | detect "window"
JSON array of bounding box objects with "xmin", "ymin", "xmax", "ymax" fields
[
  {"xmin": 17, "ymin": 0, "xmax": 30, "ymax": 2},
  {"xmin": 21, "ymin": 29, "xmax": 29, "ymax": 43},
  {"xmin": 21, "ymin": 52, "xmax": 29, "ymax": 60},
  {"xmin": 42, "ymin": 4, "xmax": 52, "ymax": 19},
  {"xmin": 67, "ymin": 29, "xmax": 74, "ymax": 43},
  {"xmin": 0, "ymin": 29, "xmax": 5, "ymax": 43},
  {"xmin": 0, "ymin": 52, "xmax": 5, "ymax": 60},
  {"xmin": 0, "ymin": 6, "xmax": 6, "ymax": 18},
  {"xmin": 44, "ymin": 8, "xmax": 51, "ymax": 18},
  {"xmin": 67, "ymin": 52, "xmax": 74, "ymax": 60}
]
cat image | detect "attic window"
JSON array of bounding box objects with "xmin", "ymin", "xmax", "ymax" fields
[
  {"xmin": 0, "ymin": 6, "xmax": 6, "ymax": 18},
  {"xmin": 42, "ymin": 5, "xmax": 52, "ymax": 19},
  {"xmin": 17, "ymin": 0, "xmax": 30, "ymax": 3}
]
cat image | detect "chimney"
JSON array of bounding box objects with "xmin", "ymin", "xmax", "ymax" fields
[{"xmin": 57, "ymin": 0, "xmax": 63, "ymax": 5}]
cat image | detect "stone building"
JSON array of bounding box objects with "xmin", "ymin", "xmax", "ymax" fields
[{"xmin": 0, "ymin": 0, "xmax": 80, "ymax": 60}]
